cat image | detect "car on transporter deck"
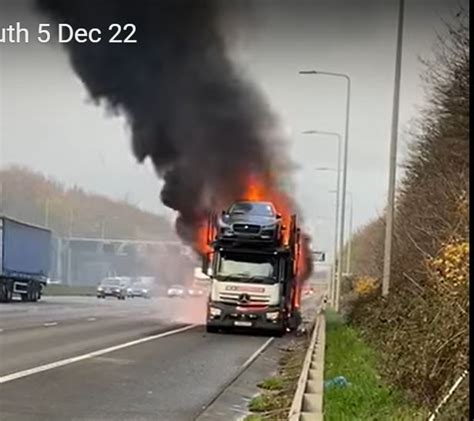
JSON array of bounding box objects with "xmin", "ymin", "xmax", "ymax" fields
[{"xmin": 217, "ymin": 201, "xmax": 283, "ymax": 244}]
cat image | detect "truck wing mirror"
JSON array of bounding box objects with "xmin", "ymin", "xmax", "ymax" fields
[{"xmin": 276, "ymin": 213, "xmax": 282, "ymax": 219}]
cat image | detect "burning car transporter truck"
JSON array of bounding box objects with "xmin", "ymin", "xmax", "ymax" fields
[{"xmin": 202, "ymin": 201, "xmax": 303, "ymax": 336}]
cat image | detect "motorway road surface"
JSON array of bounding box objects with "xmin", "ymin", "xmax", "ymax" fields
[{"xmin": 0, "ymin": 296, "xmax": 283, "ymax": 421}]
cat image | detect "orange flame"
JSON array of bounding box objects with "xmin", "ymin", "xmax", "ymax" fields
[
  {"xmin": 195, "ymin": 224, "xmax": 212, "ymax": 255},
  {"xmin": 193, "ymin": 173, "xmax": 312, "ymax": 303},
  {"xmin": 240, "ymin": 174, "xmax": 293, "ymax": 245}
]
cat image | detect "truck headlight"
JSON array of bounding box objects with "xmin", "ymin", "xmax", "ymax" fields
[
  {"xmin": 209, "ymin": 307, "xmax": 222, "ymax": 316},
  {"xmin": 266, "ymin": 311, "xmax": 280, "ymax": 321},
  {"xmin": 115, "ymin": 288, "xmax": 121, "ymax": 292}
]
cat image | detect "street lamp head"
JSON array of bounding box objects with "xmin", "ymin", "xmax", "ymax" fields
[
  {"xmin": 301, "ymin": 130, "xmax": 342, "ymax": 140},
  {"xmin": 315, "ymin": 167, "xmax": 337, "ymax": 172},
  {"xmin": 299, "ymin": 70, "xmax": 318, "ymax": 75}
]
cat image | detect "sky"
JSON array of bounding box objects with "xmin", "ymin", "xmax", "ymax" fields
[{"xmin": 0, "ymin": 0, "xmax": 458, "ymax": 260}]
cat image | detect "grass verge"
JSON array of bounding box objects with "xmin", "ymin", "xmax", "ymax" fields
[
  {"xmin": 244, "ymin": 334, "xmax": 310, "ymax": 421},
  {"xmin": 43, "ymin": 284, "xmax": 96, "ymax": 296},
  {"xmin": 324, "ymin": 310, "xmax": 427, "ymax": 420}
]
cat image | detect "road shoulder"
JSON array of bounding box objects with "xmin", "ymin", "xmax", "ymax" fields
[{"xmin": 196, "ymin": 335, "xmax": 289, "ymax": 421}]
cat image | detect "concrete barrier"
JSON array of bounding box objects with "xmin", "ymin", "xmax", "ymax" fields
[
  {"xmin": 42, "ymin": 284, "xmax": 96, "ymax": 296},
  {"xmin": 289, "ymin": 311, "xmax": 326, "ymax": 421}
]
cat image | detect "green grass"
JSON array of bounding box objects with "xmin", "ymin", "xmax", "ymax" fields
[
  {"xmin": 244, "ymin": 341, "xmax": 308, "ymax": 421},
  {"xmin": 257, "ymin": 377, "xmax": 284, "ymax": 391},
  {"xmin": 248, "ymin": 394, "xmax": 277, "ymax": 412},
  {"xmin": 324, "ymin": 310, "xmax": 427, "ymax": 420},
  {"xmin": 42, "ymin": 284, "xmax": 96, "ymax": 296}
]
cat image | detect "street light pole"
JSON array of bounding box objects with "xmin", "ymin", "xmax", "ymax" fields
[
  {"xmin": 303, "ymin": 130, "xmax": 342, "ymax": 308},
  {"xmin": 330, "ymin": 190, "xmax": 353, "ymax": 274},
  {"xmin": 67, "ymin": 208, "xmax": 74, "ymax": 286},
  {"xmin": 346, "ymin": 192, "xmax": 353, "ymax": 274},
  {"xmin": 314, "ymin": 167, "xmax": 339, "ymax": 307},
  {"xmin": 300, "ymin": 70, "xmax": 351, "ymax": 312},
  {"xmin": 382, "ymin": 0, "xmax": 405, "ymax": 297}
]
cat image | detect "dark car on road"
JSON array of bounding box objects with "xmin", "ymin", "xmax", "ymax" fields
[
  {"xmin": 217, "ymin": 201, "xmax": 282, "ymax": 244},
  {"xmin": 127, "ymin": 282, "xmax": 151, "ymax": 299},
  {"xmin": 97, "ymin": 277, "xmax": 129, "ymax": 300}
]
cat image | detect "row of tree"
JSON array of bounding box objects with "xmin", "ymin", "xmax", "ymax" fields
[
  {"xmin": 0, "ymin": 166, "xmax": 176, "ymax": 241},
  {"xmin": 344, "ymin": 6, "xmax": 469, "ymax": 418}
]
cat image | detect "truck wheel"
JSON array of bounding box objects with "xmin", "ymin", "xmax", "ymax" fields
[
  {"xmin": 206, "ymin": 325, "xmax": 218, "ymax": 333},
  {"xmin": 5, "ymin": 284, "xmax": 13, "ymax": 302},
  {"xmin": 31, "ymin": 287, "xmax": 40, "ymax": 302},
  {"xmin": 288, "ymin": 311, "xmax": 302, "ymax": 331},
  {"xmin": 0, "ymin": 284, "xmax": 11, "ymax": 302},
  {"xmin": 274, "ymin": 322, "xmax": 286, "ymax": 337},
  {"xmin": 21, "ymin": 293, "xmax": 28, "ymax": 302}
]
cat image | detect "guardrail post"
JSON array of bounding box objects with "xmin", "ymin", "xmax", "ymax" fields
[{"xmin": 289, "ymin": 310, "xmax": 326, "ymax": 420}]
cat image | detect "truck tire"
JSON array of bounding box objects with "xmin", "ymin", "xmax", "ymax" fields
[
  {"xmin": 206, "ymin": 325, "xmax": 218, "ymax": 333},
  {"xmin": 31, "ymin": 285, "xmax": 40, "ymax": 302},
  {"xmin": 288, "ymin": 311, "xmax": 302, "ymax": 331},
  {"xmin": 0, "ymin": 283, "xmax": 11, "ymax": 302},
  {"xmin": 274, "ymin": 321, "xmax": 286, "ymax": 337},
  {"xmin": 20, "ymin": 284, "xmax": 39, "ymax": 302}
]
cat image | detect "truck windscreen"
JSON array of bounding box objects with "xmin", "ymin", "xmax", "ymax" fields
[{"xmin": 216, "ymin": 254, "xmax": 277, "ymax": 283}]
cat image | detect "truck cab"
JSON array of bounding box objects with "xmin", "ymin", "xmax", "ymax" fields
[
  {"xmin": 203, "ymin": 202, "xmax": 303, "ymax": 336},
  {"xmin": 205, "ymin": 244, "xmax": 297, "ymax": 335}
]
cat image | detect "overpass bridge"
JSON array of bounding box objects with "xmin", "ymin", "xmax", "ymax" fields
[{"xmin": 52, "ymin": 236, "xmax": 194, "ymax": 286}]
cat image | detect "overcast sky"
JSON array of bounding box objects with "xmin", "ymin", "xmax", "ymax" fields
[{"xmin": 0, "ymin": 0, "xmax": 457, "ymax": 259}]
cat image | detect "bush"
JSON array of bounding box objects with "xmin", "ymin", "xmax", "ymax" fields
[{"xmin": 344, "ymin": 5, "xmax": 469, "ymax": 418}]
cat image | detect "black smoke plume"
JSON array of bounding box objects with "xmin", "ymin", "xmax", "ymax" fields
[{"xmin": 34, "ymin": 0, "xmax": 286, "ymax": 250}]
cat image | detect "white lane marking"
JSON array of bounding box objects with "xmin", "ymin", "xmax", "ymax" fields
[
  {"xmin": 0, "ymin": 324, "xmax": 196, "ymax": 384},
  {"xmin": 241, "ymin": 337, "xmax": 274, "ymax": 371},
  {"xmin": 87, "ymin": 317, "xmax": 96, "ymax": 322},
  {"xmin": 43, "ymin": 322, "xmax": 58, "ymax": 327}
]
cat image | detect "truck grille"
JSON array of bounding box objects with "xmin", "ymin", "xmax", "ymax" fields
[
  {"xmin": 232, "ymin": 224, "xmax": 261, "ymax": 234},
  {"xmin": 218, "ymin": 292, "xmax": 270, "ymax": 304}
]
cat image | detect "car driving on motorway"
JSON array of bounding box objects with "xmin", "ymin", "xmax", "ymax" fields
[
  {"xmin": 167, "ymin": 284, "xmax": 185, "ymax": 298},
  {"xmin": 127, "ymin": 282, "xmax": 151, "ymax": 298},
  {"xmin": 97, "ymin": 277, "xmax": 129, "ymax": 300},
  {"xmin": 187, "ymin": 286, "xmax": 205, "ymax": 297},
  {"xmin": 217, "ymin": 201, "xmax": 282, "ymax": 244}
]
